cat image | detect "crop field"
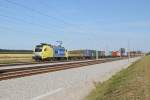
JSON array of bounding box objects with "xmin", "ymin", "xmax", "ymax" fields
[
  {"xmin": 0, "ymin": 54, "xmax": 33, "ymax": 64},
  {"xmin": 86, "ymin": 55, "xmax": 150, "ymax": 100}
]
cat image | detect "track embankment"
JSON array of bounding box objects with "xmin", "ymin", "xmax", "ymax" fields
[
  {"xmin": 86, "ymin": 55, "xmax": 150, "ymax": 100},
  {"xmin": 0, "ymin": 57, "xmax": 139, "ymax": 100}
]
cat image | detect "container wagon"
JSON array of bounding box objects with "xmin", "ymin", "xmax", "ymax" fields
[
  {"xmin": 68, "ymin": 50, "xmax": 96, "ymax": 60},
  {"xmin": 98, "ymin": 51, "xmax": 105, "ymax": 58}
]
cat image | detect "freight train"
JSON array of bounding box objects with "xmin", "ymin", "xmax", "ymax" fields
[
  {"xmin": 32, "ymin": 43, "xmax": 105, "ymax": 61},
  {"xmin": 32, "ymin": 43, "xmax": 143, "ymax": 61}
]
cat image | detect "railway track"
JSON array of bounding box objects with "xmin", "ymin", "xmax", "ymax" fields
[
  {"xmin": 0, "ymin": 57, "xmax": 122, "ymax": 67},
  {"xmin": 0, "ymin": 58, "xmax": 126, "ymax": 81},
  {"xmin": 0, "ymin": 60, "xmax": 77, "ymax": 67},
  {"xmin": 0, "ymin": 60, "xmax": 106, "ymax": 81}
]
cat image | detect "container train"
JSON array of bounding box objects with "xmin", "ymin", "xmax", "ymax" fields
[
  {"xmin": 32, "ymin": 43, "xmax": 143, "ymax": 61},
  {"xmin": 32, "ymin": 43, "xmax": 106, "ymax": 61}
]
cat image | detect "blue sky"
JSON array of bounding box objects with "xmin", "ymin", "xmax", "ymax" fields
[{"xmin": 0, "ymin": 0, "xmax": 149, "ymax": 52}]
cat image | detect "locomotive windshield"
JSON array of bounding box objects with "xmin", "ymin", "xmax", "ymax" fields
[
  {"xmin": 35, "ymin": 47, "xmax": 42, "ymax": 52},
  {"xmin": 35, "ymin": 45, "xmax": 43, "ymax": 52}
]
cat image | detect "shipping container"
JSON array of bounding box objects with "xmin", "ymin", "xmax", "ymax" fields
[
  {"xmin": 68, "ymin": 50, "xmax": 96, "ymax": 59},
  {"xmin": 120, "ymin": 48, "xmax": 126, "ymax": 56},
  {"xmin": 68, "ymin": 50, "xmax": 84, "ymax": 57},
  {"xmin": 127, "ymin": 51, "xmax": 143, "ymax": 57},
  {"xmin": 112, "ymin": 51, "xmax": 121, "ymax": 57},
  {"xmin": 87, "ymin": 50, "xmax": 96, "ymax": 57},
  {"xmin": 121, "ymin": 52, "xmax": 128, "ymax": 57},
  {"xmin": 98, "ymin": 51, "xmax": 105, "ymax": 58}
]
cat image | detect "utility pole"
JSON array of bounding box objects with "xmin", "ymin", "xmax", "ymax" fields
[
  {"xmin": 128, "ymin": 39, "xmax": 130, "ymax": 62},
  {"xmin": 96, "ymin": 50, "xmax": 98, "ymax": 60}
]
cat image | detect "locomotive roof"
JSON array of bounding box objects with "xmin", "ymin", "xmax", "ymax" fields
[{"xmin": 36, "ymin": 43, "xmax": 65, "ymax": 49}]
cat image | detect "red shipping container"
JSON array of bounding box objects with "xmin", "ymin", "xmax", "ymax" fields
[{"xmin": 112, "ymin": 51, "xmax": 121, "ymax": 57}]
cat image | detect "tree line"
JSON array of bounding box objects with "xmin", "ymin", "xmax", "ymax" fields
[{"xmin": 0, "ymin": 49, "xmax": 32, "ymax": 54}]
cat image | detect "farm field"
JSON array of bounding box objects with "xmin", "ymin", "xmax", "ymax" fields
[
  {"xmin": 0, "ymin": 54, "xmax": 33, "ymax": 64},
  {"xmin": 86, "ymin": 55, "xmax": 150, "ymax": 100}
]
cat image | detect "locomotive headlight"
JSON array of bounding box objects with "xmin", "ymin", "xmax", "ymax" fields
[{"xmin": 34, "ymin": 52, "xmax": 42, "ymax": 57}]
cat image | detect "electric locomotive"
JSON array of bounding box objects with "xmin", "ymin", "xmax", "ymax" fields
[{"xmin": 33, "ymin": 43, "xmax": 68, "ymax": 61}]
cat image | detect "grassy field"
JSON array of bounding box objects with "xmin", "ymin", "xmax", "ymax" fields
[
  {"xmin": 0, "ymin": 54, "xmax": 34, "ymax": 64},
  {"xmin": 86, "ymin": 55, "xmax": 150, "ymax": 100}
]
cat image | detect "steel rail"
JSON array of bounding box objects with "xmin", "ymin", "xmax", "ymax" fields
[{"xmin": 0, "ymin": 60, "xmax": 106, "ymax": 81}]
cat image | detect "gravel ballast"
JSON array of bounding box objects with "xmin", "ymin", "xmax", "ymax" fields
[{"xmin": 0, "ymin": 57, "xmax": 140, "ymax": 100}]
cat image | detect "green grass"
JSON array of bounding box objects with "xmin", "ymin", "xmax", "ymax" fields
[{"xmin": 86, "ymin": 55, "xmax": 150, "ymax": 100}]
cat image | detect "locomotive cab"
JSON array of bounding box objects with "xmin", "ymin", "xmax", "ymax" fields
[{"xmin": 33, "ymin": 44, "xmax": 53, "ymax": 61}]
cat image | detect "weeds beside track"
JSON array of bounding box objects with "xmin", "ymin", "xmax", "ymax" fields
[{"xmin": 86, "ymin": 56, "xmax": 150, "ymax": 100}]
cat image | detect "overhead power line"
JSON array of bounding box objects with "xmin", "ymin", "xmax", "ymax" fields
[
  {"xmin": 0, "ymin": 5, "xmax": 65, "ymax": 29},
  {"xmin": 0, "ymin": 25, "xmax": 62, "ymax": 35},
  {"xmin": 0, "ymin": 25, "xmax": 34, "ymax": 33},
  {"xmin": 4, "ymin": 0, "xmax": 74, "ymax": 26},
  {"xmin": 0, "ymin": 13, "xmax": 65, "ymax": 32},
  {"xmin": 1, "ymin": 0, "xmax": 86, "ymax": 34}
]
